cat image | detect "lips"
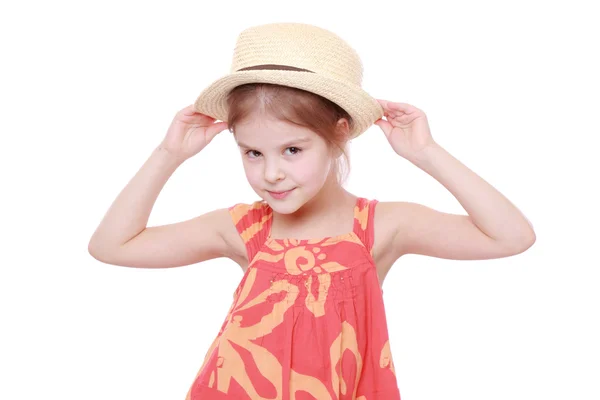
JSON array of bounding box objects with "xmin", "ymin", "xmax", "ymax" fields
[{"xmin": 267, "ymin": 188, "xmax": 296, "ymax": 199}]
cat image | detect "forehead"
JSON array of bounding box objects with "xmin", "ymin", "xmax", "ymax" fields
[{"xmin": 234, "ymin": 114, "xmax": 318, "ymax": 147}]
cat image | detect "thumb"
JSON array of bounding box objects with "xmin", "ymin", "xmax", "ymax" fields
[
  {"xmin": 374, "ymin": 118, "xmax": 393, "ymax": 138},
  {"xmin": 205, "ymin": 121, "xmax": 229, "ymax": 143}
]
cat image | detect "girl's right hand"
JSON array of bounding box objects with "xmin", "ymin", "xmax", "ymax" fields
[{"xmin": 158, "ymin": 104, "xmax": 229, "ymax": 162}]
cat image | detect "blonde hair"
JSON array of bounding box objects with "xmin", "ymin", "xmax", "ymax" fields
[{"xmin": 225, "ymin": 83, "xmax": 354, "ymax": 186}]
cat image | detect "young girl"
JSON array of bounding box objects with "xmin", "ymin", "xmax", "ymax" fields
[{"xmin": 88, "ymin": 23, "xmax": 536, "ymax": 400}]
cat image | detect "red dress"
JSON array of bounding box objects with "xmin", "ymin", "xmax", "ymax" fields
[{"xmin": 186, "ymin": 197, "xmax": 401, "ymax": 399}]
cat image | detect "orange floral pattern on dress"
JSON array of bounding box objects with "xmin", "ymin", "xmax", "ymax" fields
[{"xmin": 185, "ymin": 197, "xmax": 401, "ymax": 400}]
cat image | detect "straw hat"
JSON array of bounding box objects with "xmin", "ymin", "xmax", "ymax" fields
[{"xmin": 193, "ymin": 22, "xmax": 383, "ymax": 139}]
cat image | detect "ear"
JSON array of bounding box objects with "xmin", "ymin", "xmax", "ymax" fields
[
  {"xmin": 338, "ymin": 117, "xmax": 352, "ymax": 149},
  {"xmin": 336, "ymin": 118, "xmax": 350, "ymax": 138},
  {"xmin": 328, "ymin": 119, "xmax": 349, "ymax": 159}
]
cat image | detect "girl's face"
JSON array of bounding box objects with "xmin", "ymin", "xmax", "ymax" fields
[{"xmin": 234, "ymin": 114, "xmax": 334, "ymax": 214}]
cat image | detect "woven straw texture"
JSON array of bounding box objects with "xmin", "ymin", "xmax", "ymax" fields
[{"xmin": 194, "ymin": 23, "xmax": 383, "ymax": 139}]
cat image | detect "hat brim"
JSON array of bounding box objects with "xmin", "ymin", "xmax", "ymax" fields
[{"xmin": 193, "ymin": 70, "xmax": 383, "ymax": 139}]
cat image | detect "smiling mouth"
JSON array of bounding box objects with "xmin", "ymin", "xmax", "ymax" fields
[{"xmin": 268, "ymin": 189, "xmax": 294, "ymax": 194}]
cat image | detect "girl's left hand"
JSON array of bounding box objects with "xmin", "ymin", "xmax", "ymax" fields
[{"xmin": 374, "ymin": 99, "xmax": 436, "ymax": 161}]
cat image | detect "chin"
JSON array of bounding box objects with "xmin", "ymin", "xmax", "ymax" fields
[{"xmin": 264, "ymin": 198, "xmax": 300, "ymax": 214}]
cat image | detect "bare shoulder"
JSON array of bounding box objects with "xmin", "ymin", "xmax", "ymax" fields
[
  {"xmin": 192, "ymin": 206, "xmax": 248, "ymax": 269},
  {"xmin": 180, "ymin": 207, "xmax": 246, "ymax": 268},
  {"xmin": 372, "ymin": 200, "xmax": 448, "ymax": 262},
  {"xmin": 371, "ymin": 201, "xmax": 409, "ymax": 279},
  {"xmin": 373, "ymin": 200, "xmax": 413, "ymax": 237},
  {"xmin": 371, "ymin": 201, "xmax": 447, "ymax": 282},
  {"xmin": 218, "ymin": 207, "xmax": 249, "ymax": 270}
]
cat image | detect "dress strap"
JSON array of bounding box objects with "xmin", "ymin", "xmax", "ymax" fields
[
  {"xmin": 228, "ymin": 200, "xmax": 271, "ymax": 263},
  {"xmin": 353, "ymin": 197, "xmax": 379, "ymax": 255}
]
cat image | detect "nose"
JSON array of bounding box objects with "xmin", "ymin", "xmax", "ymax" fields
[{"xmin": 264, "ymin": 157, "xmax": 285, "ymax": 183}]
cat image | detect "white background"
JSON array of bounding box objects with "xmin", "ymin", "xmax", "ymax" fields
[{"xmin": 1, "ymin": 0, "xmax": 598, "ymax": 399}]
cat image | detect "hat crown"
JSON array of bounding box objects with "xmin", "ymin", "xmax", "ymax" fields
[{"xmin": 230, "ymin": 23, "xmax": 364, "ymax": 86}]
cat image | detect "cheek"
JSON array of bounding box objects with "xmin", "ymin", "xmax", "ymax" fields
[
  {"xmin": 242, "ymin": 163, "xmax": 261, "ymax": 185},
  {"xmin": 294, "ymin": 154, "xmax": 331, "ymax": 184}
]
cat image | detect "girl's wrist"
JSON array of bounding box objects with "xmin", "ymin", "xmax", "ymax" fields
[{"xmin": 153, "ymin": 146, "xmax": 186, "ymax": 169}]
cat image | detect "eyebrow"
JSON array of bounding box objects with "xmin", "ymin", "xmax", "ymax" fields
[{"xmin": 236, "ymin": 137, "xmax": 312, "ymax": 149}]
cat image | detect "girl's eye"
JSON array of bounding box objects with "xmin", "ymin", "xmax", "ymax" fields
[
  {"xmin": 245, "ymin": 147, "xmax": 301, "ymax": 158},
  {"xmin": 285, "ymin": 147, "xmax": 302, "ymax": 155},
  {"xmin": 246, "ymin": 150, "xmax": 261, "ymax": 158}
]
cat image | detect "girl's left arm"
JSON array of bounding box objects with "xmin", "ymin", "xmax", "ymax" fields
[{"xmin": 375, "ymin": 99, "xmax": 536, "ymax": 260}]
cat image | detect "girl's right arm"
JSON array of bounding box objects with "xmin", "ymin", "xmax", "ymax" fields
[{"xmin": 87, "ymin": 105, "xmax": 240, "ymax": 269}]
